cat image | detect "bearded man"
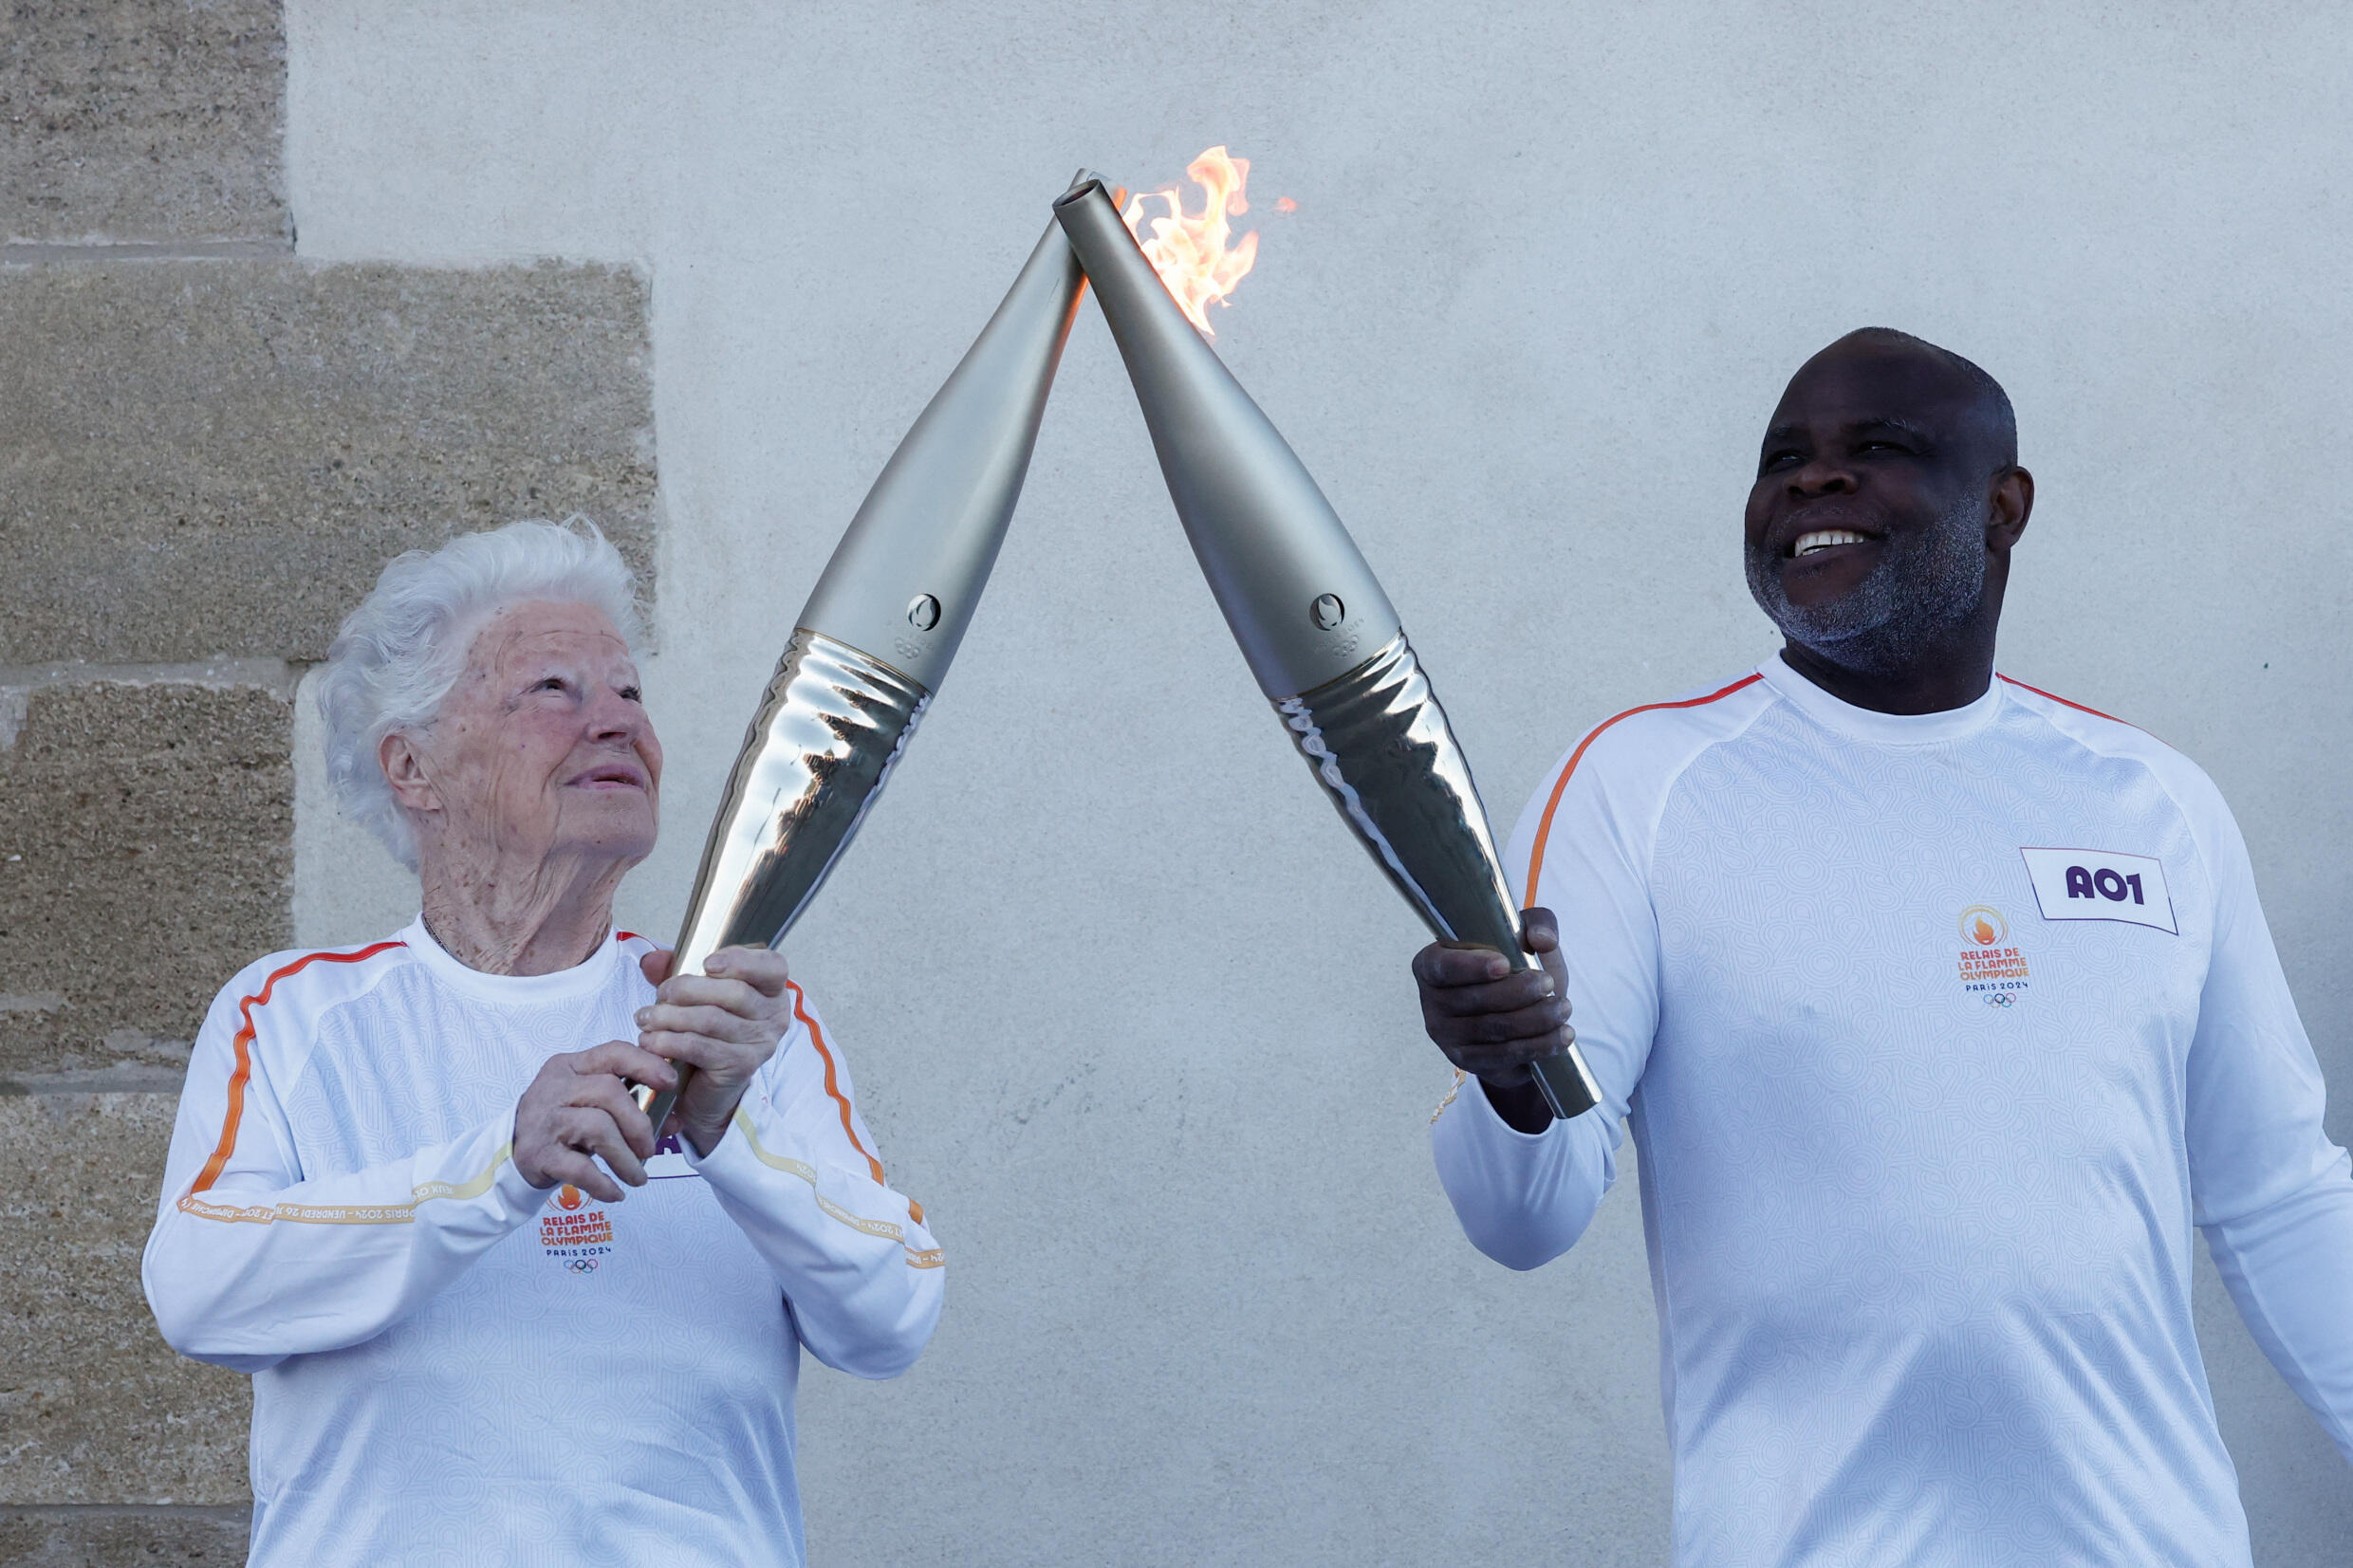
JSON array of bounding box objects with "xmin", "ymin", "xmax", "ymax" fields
[{"xmin": 1414, "ymin": 329, "xmax": 2353, "ymax": 1563}]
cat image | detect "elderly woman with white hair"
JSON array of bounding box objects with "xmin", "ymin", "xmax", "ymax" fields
[{"xmin": 142, "ymin": 520, "xmax": 942, "ymax": 1568}]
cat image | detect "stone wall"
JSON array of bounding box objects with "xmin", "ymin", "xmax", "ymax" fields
[
  {"xmin": 0, "ymin": 6, "xmax": 655, "ymax": 1558},
  {"xmin": 11, "ymin": 5, "xmax": 2352, "ymax": 1563}
]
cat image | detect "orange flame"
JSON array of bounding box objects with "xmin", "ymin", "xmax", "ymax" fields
[
  {"xmin": 1972, "ymin": 917, "xmax": 1997, "ymax": 945},
  {"xmin": 1123, "ymin": 145, "xmax": 1260, "ymax": 337}
]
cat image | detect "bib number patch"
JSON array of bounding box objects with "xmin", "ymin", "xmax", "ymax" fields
[{"xmin": 2019, "ymin": 847, "xmax": 2177, "ymax": 933}]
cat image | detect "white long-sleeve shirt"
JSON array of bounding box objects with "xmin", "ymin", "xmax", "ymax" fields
[
  {"xmin": 144, "ymin": 916, "xmax": 942, "ymax": 1568},
  {"xmin": 1433, "ymin": 654, "xmax": 2353, "ymax": 1566}
]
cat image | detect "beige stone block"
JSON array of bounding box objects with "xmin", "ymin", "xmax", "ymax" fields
[
  {"xmin": 0, "ymin": 1505, "xmax": 250, "ymax": 1566},
  {"xmin": 0, "ymin": 1093, "xmax": 249, "ymax": 1504},
  {"xmin": 0, "ymin": 673, "xmax": 291, "ymax": 1078},
  {"xmin": 0, "ymin": 259, "xmax": 656, "ymax": 664},
  {"xmin": 0, "ymin": 0, "xmax": 286, "ymax": 244},
  {"xmin": 0, "ymin": 1504, "xmax": 250, "ymax": 1560}
]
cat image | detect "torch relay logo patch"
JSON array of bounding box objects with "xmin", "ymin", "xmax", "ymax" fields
[
  {"xmin": 542, "ymin": 1190, "xmax": 614, "ymax": 1272},
  {"xmin": 1956, "ymin": 905, "xmax": 2029, "ymax": 1004}
]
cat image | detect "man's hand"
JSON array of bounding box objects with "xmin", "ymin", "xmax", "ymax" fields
[
  {"xmin": 1412, "ymin": 907, "xmax": 1575, "ymax": 1134},
  {"xmin": 512, "ymin": 1041, "xmax": 676, "ymax": 1200},
  {"xmin": 636, "ymin": 945, "xmax": 794, "ymax": 1157}
]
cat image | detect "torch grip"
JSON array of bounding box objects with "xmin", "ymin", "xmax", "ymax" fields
[
  {"xmin": 1527, "ymin": 1044, "xmax": 1602, "ymax": 1121},
  {"xmin": 632, "ymin": 1075, "xmax": 688, "ymax": 1144},
  {"xmin": 1436, "ymin": 938, "xmax": 1603, "ymax": 1120}
]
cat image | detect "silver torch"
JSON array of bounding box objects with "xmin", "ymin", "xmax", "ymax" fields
[
  {"xmin": 1053, "ymin": 177, "xmax": 1601, "ymax": 1120},
  {"xmin": 636, "ymin": 180, "xmax": 1089, "ymax": 1134}
]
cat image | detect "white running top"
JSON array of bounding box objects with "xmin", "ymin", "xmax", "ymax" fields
[
  {"xmin": 1433, "ymin": 655, "xmax": 2353, "ymax": 1566},
  {"xmin": 144, "ymin": 917, "xmax": 942, "ymax": 1568}
]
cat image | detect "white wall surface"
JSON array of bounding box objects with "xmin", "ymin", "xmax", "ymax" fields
[{"xmin": 285, "ymin": 4, "xmax": 2352, "ymax": 1561}]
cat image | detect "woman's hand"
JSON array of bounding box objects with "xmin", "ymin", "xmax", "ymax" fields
[
  {"xmin": 511, "ymin": 1041, "xmax": 676, "ymax": 1200},
  {"xmin": 636, "ymin": 945, "xmax": 794, "ymax": 1156}
]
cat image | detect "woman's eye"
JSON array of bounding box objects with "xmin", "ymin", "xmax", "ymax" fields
[
  {"xmin": 535, "ymin": 677, "xmax": 567, "ymax": 693},
  {"xmin": 619, "ymin": 686, "xmax": 642, "ymax": 704}
]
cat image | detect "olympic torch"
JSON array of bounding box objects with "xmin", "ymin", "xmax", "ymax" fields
[
  {"xmin": 635, "ymin": 180, "xmax": 1090, "ymax": 1134},
  {"xmin": 1054, "ymin": 175, "xmax": 1600, "ymax": 1120}
]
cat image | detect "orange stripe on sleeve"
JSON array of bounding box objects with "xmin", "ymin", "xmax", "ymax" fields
[
  {"xmin": 784, "ymin": 979, "xmax": 887, "ymax": 1187},
  {"xmin": 1523, "ymin": 674, "xmax": 1765, "ymax": 908},
  {"xmin": 189, "ymin": 941, "xmax": 407, "ymax": 1196}
]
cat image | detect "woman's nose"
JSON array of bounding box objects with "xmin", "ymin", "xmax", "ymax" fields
[{"xmin": 586, "ymin": 689, "xmax": 645, "ymax": 740}]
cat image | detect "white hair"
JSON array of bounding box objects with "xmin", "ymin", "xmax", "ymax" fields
[{"xmin": 319, "ymin": 517, "xmax": 645, "ymax": 871}]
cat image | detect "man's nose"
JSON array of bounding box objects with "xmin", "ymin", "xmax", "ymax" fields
[{"xmin": 1789, "ymin": 457, "xmax": 1857, "ymax": 497}]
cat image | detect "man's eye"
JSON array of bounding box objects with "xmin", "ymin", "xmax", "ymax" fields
[
  {"xmin": 535, "ymin": 677, "xmax": 567, "ymax": 692},
  {"xmin": 618, "ymin": 686, "xmax": 642, "ymax": 704},
  {"xmin": 1763, "ymin": 451, "xmax": 1803, "ymax": 470}
]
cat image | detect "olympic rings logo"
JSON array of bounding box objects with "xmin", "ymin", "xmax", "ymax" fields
[{"xmin": 565, "ymin": 1258, "xmax": 599, "ymax": 1273}]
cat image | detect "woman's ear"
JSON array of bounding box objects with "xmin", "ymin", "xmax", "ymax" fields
[{"xmin": 380, "ymin": 730, "xmax": 440, "ymax": 815}]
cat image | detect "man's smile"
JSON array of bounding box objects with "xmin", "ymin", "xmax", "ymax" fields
[{"xmin": 1792, "ymin": 528, "xmax": 1875, "ymax": 558}]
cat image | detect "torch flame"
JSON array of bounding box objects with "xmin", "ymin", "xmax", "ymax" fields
[{"xmin": 1123, "ymin": 145, "xmax": 1260, "ymax": 337}]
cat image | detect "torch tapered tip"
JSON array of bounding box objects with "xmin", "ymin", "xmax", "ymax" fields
[
  {"xmin": 1056, "ymin": 173, "xmax": 1107, "ymax": 209},
  {"xmin": 1066, "ymin": 168, "xmax": 1101, "ymax": 194}
]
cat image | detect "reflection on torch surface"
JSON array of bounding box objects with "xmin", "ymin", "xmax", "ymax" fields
[
  {"xmin": 1057, "ymin": 173, "xmax": 1600, "ymax": 1121},
  {"xmin": 635, "ymin": 185, "xmax": 1088, "ymax": 1135},
  {"xmin": 1122, "ymin": 145, "xmax": 1259, "ymax": 337}
]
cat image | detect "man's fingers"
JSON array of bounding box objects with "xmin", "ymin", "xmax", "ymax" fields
[
  {"xmin": 1525, "ymin": 912, "xmax": 1581, "ymax": 1024},
  {"xmin": 639, "ymin": 947, "xmax": 676, "ymax": 987},
  {"xmin": 1420, "ymin": 967, "xmax": 1559, "ymax": 1020},
  {"xmin": 1434, "ymin": 997, "xmax": 1572, "ymax": 1047},
  {"xmin": 1445, "ymin": 1031, "xmax": 1575, "ymax": 1081},
  {"xmin": 1413, "ymin": 943, "xmax": 1513, "ymax": 988},
  {"xmin": 1519, "ymin": 906, "xmax": 1563, "ymax": 957}
]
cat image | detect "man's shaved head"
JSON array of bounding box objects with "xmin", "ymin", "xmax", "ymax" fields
[
  {"xmin": 1742, "ymin": 329, "xmax": 2034, "ymax": 704},
  {"xmin": 1817, "ymin": 328, "xmax": 2018, "ymax": 470}
]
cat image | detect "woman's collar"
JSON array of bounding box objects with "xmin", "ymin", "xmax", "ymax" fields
[{"xmin": 398, "ymin": 913, "xmax": 625, "ymax": 1004}]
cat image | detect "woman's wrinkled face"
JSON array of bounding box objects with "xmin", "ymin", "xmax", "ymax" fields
[{"xmin": 395, "ymin": 600, "xmax": 662, "ymax": 876}]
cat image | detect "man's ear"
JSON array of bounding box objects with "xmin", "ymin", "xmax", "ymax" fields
[
  {"xmin": 1987, "ymin": 466, "xmax": 2034, "ymax": 551},
  {"xmin": 380, "ymin": 730, "xmax": 440, "ymax": 816}
]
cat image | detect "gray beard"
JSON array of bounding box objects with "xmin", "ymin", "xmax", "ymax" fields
[{"xmin": 1745, "ymin": 498, "xmax": 1988, "ymax": 674}]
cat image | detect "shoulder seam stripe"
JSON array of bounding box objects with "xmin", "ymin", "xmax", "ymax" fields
[
  {"xmin": 1995, "ymin": 673, "xmax": 2135, "ymax": 728},
  {"xmin": 189, "ymin": 941, "xmax": 407, "ymax": 1197},
  {"xmin": 786, "ymin": 978, "xmax": 887, "ymax": 1187},
  {"xmin": 1524, "ymin": 674, "xmax": 1766, "ymax": 907}
]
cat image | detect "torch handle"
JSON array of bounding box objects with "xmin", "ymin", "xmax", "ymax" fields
[
  {"xmin": 1436, "ymin": 938, "xmax": 1602, "ymax": 1120},
  {"xmin": 632, "ymin": 1074, "xmax": 689, "ymax": 1146},
  {"xmin": 1527, "ymin": 1043, "xmax": 1602, "ymax": 1121}
]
